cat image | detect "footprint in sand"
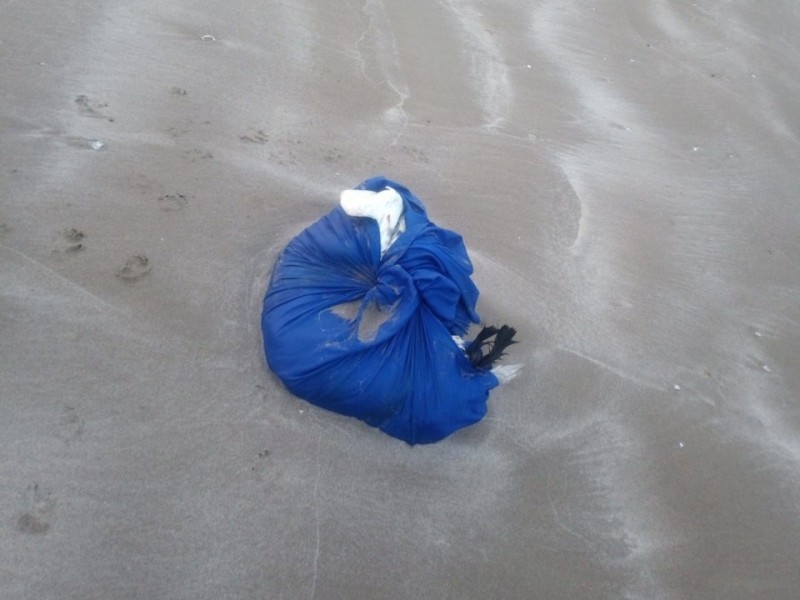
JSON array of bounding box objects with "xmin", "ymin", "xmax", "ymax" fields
[
  {"xmin": 16, "ymin": 483, "xmax": 56, "ymax": 535},
  {"xmin": 250, "ymin": 450, "xmax": 270, "ymax": 478},
  {"xmin": 239, "ymin": 129, "xmax": 270, "ymax": 144},
  {"xmin": 51, "ymin": 227, "xmax": 85, "ymax": 257},
  {"xmin": 65, "ymin": 136, "xmax": 107, "ymax": 151},
  {"xmin": 157, "ymin": 193, "xmax": 189, "ymax": 211},
  {"xmin": 117, "ymin": 255, "xmax": 151, "ymax": 281},
  {"xmin": 401, "ymin": 145, "xmax": 431, "ymax": 164},
  {"xmin": 269, "ymin": 147, "xmax": 299, "ymax": 166},
  {"xmin": 74, "ymin": 94, "xmax": 113, "ymax": 122},
  {"xmin": 323, "ymin": 148, "xmax": 344, "ymax": 163},
  {"xmin": 58, "ymin": 405, "xmax": 85, "ymax": 443},
  {"xmin": 62, "ymin": 227, "xmax": 85, "ymax": 252},
  {"xmin": 165, "ymin": 125, "xmax": 189, "ymax": 139},
  {"xmin": 181, "ymin": 149, "xmax": 213, "ymax": 162}
]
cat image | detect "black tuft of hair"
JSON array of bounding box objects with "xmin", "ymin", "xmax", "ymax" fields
[{"xmin": 466, "ymin": 325, "xmax": 518, "ymax": 370}]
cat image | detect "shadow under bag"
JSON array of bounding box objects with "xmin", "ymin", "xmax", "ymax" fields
[{"xmin": 261, "ymin": 177, "xmax": 498, "ymax": 444}]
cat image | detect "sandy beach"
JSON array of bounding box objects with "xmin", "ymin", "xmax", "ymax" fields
[{"xmin": 2, "ymin": 1, "xmax": 799, "ymax": 598}]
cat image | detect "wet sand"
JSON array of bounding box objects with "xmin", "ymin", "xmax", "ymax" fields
[{"xmin": 2, "ymin": 1, "xmax": 799, "ymax": 598}]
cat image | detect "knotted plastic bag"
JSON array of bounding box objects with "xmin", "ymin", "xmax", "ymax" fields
[{"xmin": 261, "ymin": 177, "xmax": 498, "ymax": 444}]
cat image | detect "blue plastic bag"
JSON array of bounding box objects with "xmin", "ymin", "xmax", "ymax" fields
[{"xmin": 261, "ymin": 177, "xmax": 498, "ymax": 444}]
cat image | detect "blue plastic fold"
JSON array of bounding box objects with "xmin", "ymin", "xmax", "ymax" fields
[{"xmin": 261, "ymin": 177, "xmax": 498, "ymax": 444}]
